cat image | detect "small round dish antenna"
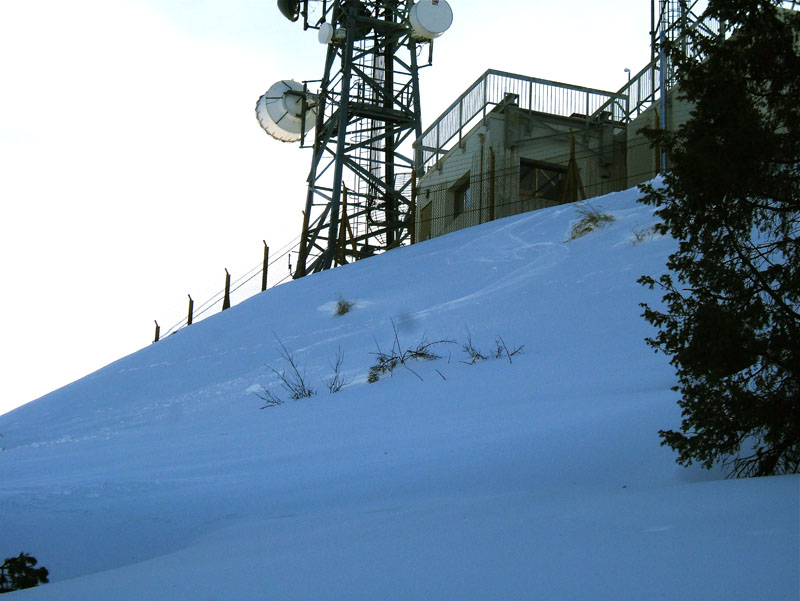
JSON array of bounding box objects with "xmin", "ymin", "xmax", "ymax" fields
[
  {"xmin": 255, "ymin": 80, "xmax": 318, "ymax": 143},
  {"xmin": 277, "ymin": 0, "xmax": 301, "ymax": 22},
  {"xmin": 318, "ymin": 22, "xmax": 347, "ymax": 45},
  {"xmin": 409, "ymin": 0, "xmax": 453, "ymax": 39}
]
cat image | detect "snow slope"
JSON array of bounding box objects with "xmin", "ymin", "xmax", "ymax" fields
[{"xmin": 1, "ymin": 187, "xmax": 797, "ymax": 600}]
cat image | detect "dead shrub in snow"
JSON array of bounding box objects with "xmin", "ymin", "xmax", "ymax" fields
[
  {"xmin": 493, "ymin": 336, "xmax": 525, "ymax": 363},
  {"xmin": 257, "ymin": 339, "xmax": 352, "ymax": 408},
  {"xmin": 631, "ymin": 224, "xmax": 659, "ymax": 245},
  {"xmin": 368, "ymin": 324, "xmax": 524, "ymax": 383},
  {"xmin": 461, "ymin": 330, "xmax": 488, "ymax": 365},
  {"xmin": 334, "ymin": 296, "xmax": 354, "ymax": 316},
  {"xmin": 325, "ymin": 346, "xmax": 351, "ymax": 393},
  {"xmin": 255, "ymin": 387, "xmax": 284, "ymax": 409},
  {"xmin": 368, "ymin": 322, "xmax": 453, "ymax": 383},
  {"xmin": 256, "ymin": 337, "xmax": 315, "ymax": 408},
  {"xmin": 461, "ymin": 328, "xmax": 524, "ymax": 365},
  {"xmin": 568, "ymin": 202, "xmax": 615, "ymax": 241}
]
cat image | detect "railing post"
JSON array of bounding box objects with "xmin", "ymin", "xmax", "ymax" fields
[
  {"xmin": 626, "ymin": 82, "xmax": 631, "ymax": 121},
  {"xmin": 187, "ymin": 295, "xmax": 194, "ymax": 326},
  {"xmin": 261, "ymin": 241, "xmax": 269, "ymax": 292},
  {"xmin": 585, "ymin": 92, "xmax": 590, "ymax": 125},
  {"xmin": 483, "ymin": 76, "xmax": 488, "ymax": 119},
  {"xmin": 528, "ymin": 79, "xmax": 533, "ymax": 111},
  {"xmin": 458, "ymin": 100, "xmax": 463, "ymax": 145},
  {"xmin": 153, "ymin": 320, "xmax": 160, "ymax": 343},
  {"xmin": 222, "ymin": 269, "xmax": 231, "ymax": 311}
]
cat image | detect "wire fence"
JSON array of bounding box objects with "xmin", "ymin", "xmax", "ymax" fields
[
  {"xmin": 155, "ymin": 127, "xmax": 666, "ymax": 343},
  {"xmin": 154, "ymin": 235, "xmax": 301, "ymax": 342}
]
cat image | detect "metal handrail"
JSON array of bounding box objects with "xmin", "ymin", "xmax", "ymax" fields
[
  {"xmin": 414, "ymin": 69, "xmax": 625, "ymax": 172},
  {"xmin": 594, "ymin": 7, "xmax": 724, "ymax": 125},
  {"xmin": 413, "ymin": 2, "xmax": 755, "ymax": 174},
  {"xmin": 594, "ymin": 58, "xmax": 659, "ymax": 124}
]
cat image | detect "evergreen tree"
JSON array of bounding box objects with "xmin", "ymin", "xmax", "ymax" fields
[{"xmin": 639, "ymin": 0, "xmax": 800, "ymax": 477}]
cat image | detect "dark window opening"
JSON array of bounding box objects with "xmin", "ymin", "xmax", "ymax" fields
[
  {"xmin": 452, "ymin": 175, "xmax": 471, "ymax": 217},
  {"xmin": 519, "ymin": 160, "xmax": 567, "ymax": 203}
]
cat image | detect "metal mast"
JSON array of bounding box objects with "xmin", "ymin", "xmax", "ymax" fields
[
  {"xmin": 294, "ymin": 0, "xmax": 427, "ymax": 277},
  {"xmin": 651, "ymin": 0, "xmax": 716, "ymax": 92},
  {"xmin": 651, "ymin": 0, "xmax": 710, "ymax": 171}
]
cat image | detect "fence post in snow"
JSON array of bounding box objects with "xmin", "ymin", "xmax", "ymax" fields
[
  {"xmin": 222, "ymin": 269, "xmax": 231, "ymax": 311},
  {"xmin": 262, "ymin": 241, "xmax": 269, "ymax": 292},
  {"xmin": 187, "ymin": 295, "xmax": 194, "ymax": 326}
]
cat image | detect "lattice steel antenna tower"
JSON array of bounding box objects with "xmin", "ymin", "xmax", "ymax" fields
[
  {"xmin": 257, "ymin": 0, "xmax": 453, "ymax": 277},
  {"xmin": 650, "ymin": 0, "xmax": 716, "ymax": 172},
  {"xmin": 651, "ymin": 0, "xmax": 715, "ymax": 91}
]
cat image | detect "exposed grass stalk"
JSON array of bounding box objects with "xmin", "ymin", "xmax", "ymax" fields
[
  {"xmin": 325, "ymin": 346, "xmax": 351, "ymax": 393},
  {"xmin": 568, "ymin": 202, "xmax": 615, "ymax": 241}
]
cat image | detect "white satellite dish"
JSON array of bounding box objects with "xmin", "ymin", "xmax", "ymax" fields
[
  {"xmin": 318, "ymin": 22, "xmax": 347, "ymax": 45},
  {"xmin": 409, "ymin": 0, "xmax": 453, "ymax": 40},
  {"xmin": 255, "ymin": 80, "xmax": 318, "ymax": 143}
]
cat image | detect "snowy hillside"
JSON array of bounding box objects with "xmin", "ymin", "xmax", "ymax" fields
[{"xmin": 1, "ymin": 187, "xmax": 797, "ymax": 600}]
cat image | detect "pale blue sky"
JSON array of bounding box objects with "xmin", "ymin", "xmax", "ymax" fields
[{"xmin": 0, "ymin": 0, "xmax": 653, "ymax": 415}]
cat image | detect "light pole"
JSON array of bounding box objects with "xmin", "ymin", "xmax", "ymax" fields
[{"xmin": 623, "ymin": 68, "xmax": 632, "ymax": 117}]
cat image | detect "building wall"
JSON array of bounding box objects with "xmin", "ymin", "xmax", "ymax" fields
[
  {"xmin": 416, "ymin": 103, "xmax": 629, "ymax": 242},
  {"xmin": 415, "ymin": 9, "xmax": 799, "ymax": 243},
  {"xmin": 415, "ymin": 112, "xmax": 501, "ymax": 241},
  {"xmin": 626, "ymin": 87, "xmax": 694, "ymax": 187}
]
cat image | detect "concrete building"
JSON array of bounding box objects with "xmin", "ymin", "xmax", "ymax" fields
[
  {"xmin": 411, "ymin": 0, "xmax": 723, "ymax": 243},
  {"xmin": 412, "ymin": 66, "xmax": 695, "ymax": 243}
]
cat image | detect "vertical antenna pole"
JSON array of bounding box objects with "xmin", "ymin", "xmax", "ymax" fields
[
  {"xmin": 153, "ymin": 320, "xmax": 160, "ymax": 343},
  {"xmin": 187, "ymin": 295, "xmax": 194, "ymax": 326},
  {"xmin": 651, "ymin": 0, "xmax": 657, "ymax": 121},
  {"xmin": 410, "ymin": 37, "xmax": 425, "ymax": 174},
  {"xmin": 659, "ymin": 24, "xmax": 668, "ymax": 174},
  {"xmin": 383, "ymin": 1, "xmax": 398, "ymax": 247}
]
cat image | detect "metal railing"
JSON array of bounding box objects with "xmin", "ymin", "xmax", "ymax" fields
[
  {"xmin": 593, "ymin": 59, "xmax": 660, "ymax": 125},
  {"xmin": 413, "ymin": 3, "xmax": 740, "ymax": 174},
  {"xmin": 597, "ymin": 5, "xmax": 724, "ymax": 124},
  {"xmin": 414, "ymin": 69, "xmax": 627, "ymax": 172}
]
